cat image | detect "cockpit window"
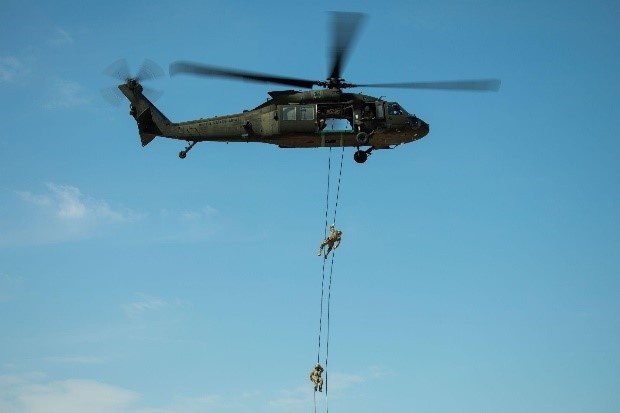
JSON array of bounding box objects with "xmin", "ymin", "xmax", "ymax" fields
[{"xmin": 388, "ymin": 102, "xmax": 406, "ymax": 115}]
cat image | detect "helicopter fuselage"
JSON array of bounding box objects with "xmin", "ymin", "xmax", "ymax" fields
[
  {"xmin": 124, "ymin": 84, "xmax": 429, "ymax": 151},
  {"xmin": 120, "ymin": 82, "xmax": 429, "ymax": 162}
]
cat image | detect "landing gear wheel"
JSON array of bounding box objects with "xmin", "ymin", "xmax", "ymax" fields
[
  {"xmin": 354, "ymin": 150, "xmax": 368, "ymax": 164},
  {"xmin": 179, "ymin": 151, "xmax": 187, "ymax": 159}
]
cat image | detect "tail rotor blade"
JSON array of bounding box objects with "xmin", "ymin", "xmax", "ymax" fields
[
  {"xmin": 100, "ymin": 86, "xmax": 125, "ymax": 106},
  {"xmin": 142, "ymin": 86, "xmax": 164, "ymax": 102},
  {"xmin": 103, "ymin": 58, "xmax": 131, "ymax": 82},
  {"xmin": 101, "ymin": 59, "xmax": 164, "ymax": 106},
  {"xmin": 136, "ymin": 59, "xmax": 165, "ymax": 83}
]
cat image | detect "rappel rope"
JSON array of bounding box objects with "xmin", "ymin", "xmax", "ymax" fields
[{"xmin": 315, "ymin": 146, "xmax": 345, "ymax": 413}]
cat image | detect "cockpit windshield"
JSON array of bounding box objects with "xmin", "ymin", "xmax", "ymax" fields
[{"xmin": 387, "ymin": 102, "xmax": 407, "ymax": 115}]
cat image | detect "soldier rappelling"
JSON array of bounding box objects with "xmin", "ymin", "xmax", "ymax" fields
[
  {"xmin": 317, "ymin": 224, "xmax": 342, "ymax": 258},
  {"xmin": 310, "ymin": 363, "xmax": 324, "ymax": 392}
]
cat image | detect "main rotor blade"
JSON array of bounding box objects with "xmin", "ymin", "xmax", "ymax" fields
[
  {"xmin": 170, "ymin": 61, "xmax": 318, "ymax": 89},
  {"xmin": 328, "ymin": 12, "xmax": 367, "ymax": 80},
  {"xmin": 354, "ymin": 79, "xmax": 502, "ymax": 92}
]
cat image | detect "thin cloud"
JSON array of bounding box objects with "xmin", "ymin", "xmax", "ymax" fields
[
  {"xmin": 4, "ymin": 378, "xmax": 140, "ymax": 413},
  {"xmin": 152, "ymin": 206, "xmax": 220, "ymax": 243},
  {"xmin": 18, "ymin": 183, "xmax": 128, "ymax": 223},
  {"xmin": 178, "ymin": 206, "xmax": 218, "ymax": 223},
  {"xmin": 327, "ymin": 371, "xmax": 365, "ymax": 391},
  {"xmin": 1, "ymin": 183, "xmax": 140, "ymax": 246},
  {"xmin": 267, "ymin": 384, "xmax": 312, "ymax": 411},
  {"xmin": 48, "ymin": 28, "xmax": 74, "ymax": 45},
  {"xmin": 43, "ymin": 78, "xmax": 91, "ymax": 109},
  {"xmin": 0, "ymin": 273, "xmax": 22, "ymax": 303},
  {"xmin": 268, "ymin": 366, "xmax": 387, "ymax": 411},
  {"xmin": 44, "ymin": 356, "xmax": 104, "ymax": 365},
  {"xmin": 0, "ymin": 373, "xmax": 230, "ymax": 413},
  {"xmin": 122, "ymin": 293, "xmax": 170, "ymax": 318},
  {"xmin": 0, "ymin": 56, "xmax": 30, "ymax": 83},
  {"xmin": 2, "ymin": 182, "xmax": 221, "ymax": 247}
]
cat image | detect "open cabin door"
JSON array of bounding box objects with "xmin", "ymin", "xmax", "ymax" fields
[{"xmin": 317, "ymin": 103, "xmax": 354, "ymax": 133}]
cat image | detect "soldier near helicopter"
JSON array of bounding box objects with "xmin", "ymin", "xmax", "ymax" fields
[
  {"xmin": 317, "ymin": 225, "xmax": 342, "ymax": 258},
  {"xmin": 310, "ymin": 363, "xmax": 324, "ymax": 392}
]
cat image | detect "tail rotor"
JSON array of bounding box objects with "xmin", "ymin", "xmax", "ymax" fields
[{"xmin": 101, "ymin": 59, "xmax": 164, "ymax": 106}]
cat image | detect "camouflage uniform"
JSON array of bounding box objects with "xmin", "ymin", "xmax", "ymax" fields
[
  {"xmin": 310, "ymin": 363, "xmax": 324, "ymax": 392},
  {"xmin": 317, "ymin": 225, "xmax": 342, "ymax": 258}
]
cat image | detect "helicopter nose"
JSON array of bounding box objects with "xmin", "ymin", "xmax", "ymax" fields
[{"xmin": 410, "ymin": 116, "xmax": 430, "ymax": 138}]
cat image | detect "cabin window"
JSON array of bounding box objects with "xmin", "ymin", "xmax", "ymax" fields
[
  {"xmin": 283, "ymin": 106, "xmax": 297, "ymax": 121},
  {"xmin": 299, "ymin": 105, "xmax": 315, "ymax": 121},
  {"xmin": 375, "ymin": 102, "xmax": 385, "ymax": 119}
]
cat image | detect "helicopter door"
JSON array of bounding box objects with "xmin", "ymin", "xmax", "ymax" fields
[
  {"xmin": 316, "ymin": 103, "xmax": 354, "ymax": 133},
  {"xmin": 278, "ymin": 104, "xmax": 317, "ymax": 133}
]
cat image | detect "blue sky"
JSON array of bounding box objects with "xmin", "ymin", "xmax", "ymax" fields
[{"xmin": 1, "ymin": 0, "xmax": 619, "ymax": 412}]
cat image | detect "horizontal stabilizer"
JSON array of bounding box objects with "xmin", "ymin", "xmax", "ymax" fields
[{"xmin": 136, "ymin": 107, "xmax": 161, "ymax": 146}]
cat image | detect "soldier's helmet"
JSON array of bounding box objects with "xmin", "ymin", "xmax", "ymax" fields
[{"xmin": 329, "ymin": 224, "xmax": 335, "ymax": 230}]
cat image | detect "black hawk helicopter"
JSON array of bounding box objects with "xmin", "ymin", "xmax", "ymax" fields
[{"xmin": 104, "ymin": 12, "xmax": 500, "ymax": 164}]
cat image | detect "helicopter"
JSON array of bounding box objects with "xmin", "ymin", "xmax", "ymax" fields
[{"xmin": 104, "ymin": 12, "xmax": 500, "ymax": 164}]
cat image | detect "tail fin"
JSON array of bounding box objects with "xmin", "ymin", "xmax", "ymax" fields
[{"xmin": 119, "ymin": 83, "xmax": 171, "ymax": 147}]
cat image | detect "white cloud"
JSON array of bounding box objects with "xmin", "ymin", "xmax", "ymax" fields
[
  {"xmin": 327, "ymin": 371, "xmax": 365, "ymax": 391},
  {"xmin": 18, "ymin": 183, "xmax": 129, "ymax": 223},
  {"xmin": 48, "ymin": 28, "xmax": 74, "ymax": 45},
  {"xmin": 0, "ymin": 56, "xmax": 29, "ymax": 83},
  {"xmin": 367, "ymin": 364, "xmax": 395, "ymax": 379},
  {"xmin": 0, "ymin": 273, "xmax": 22, "ymax": 303},
  {"xmin": 0, "ymin": 367, "xmax": 386, "ymax": 413},
  {"xmin": 43, "ymin": 78, "xmax": 91, "ymax": 109},
  {"xmin": 266, "ymin": 374, "xmax": 365, "ymax": 412},
  {"xmin": 0, "ymin": 373, "xmax": 230, "ymax": 413},
  {"xmin": 0, "ymin": 376, "xmax": 141, "ymax": 413},
  {"xmin": 174, "ymin": 395, "xmax": 223, "ymax": 412},
  {"xmin": 267, "ymin": 384, "xmax": 313, "ymax": 411},
  {"xmin": 267, "ymin": 366, "xmax": 389, "ymax": 412},
  {"xmin": 44, "ymin": 356, "xmax": 104, "ymax": 365},
  {"xmin": 1, "ymin": 183, "xmax": 139, "ymax": 246},
  {"xmin": 160, "ymin": 205, "xmax": 218, "ymax": 222},
  {"xmin": 122, "ymin": 293, "xmax": 170, "ymax": 318},
  {"xmin": 151, "ymin": 206, "xmax": 220, "ymax": 243},
  {"xmin": 1, "ymin": 182, "xmax": 222, "ymax": 247}
]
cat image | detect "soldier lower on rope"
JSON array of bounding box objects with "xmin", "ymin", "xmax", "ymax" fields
[
  {"xmin": 310, "ymin": 363, "xmax": 324, "ymax": 392},
  {"xmin": 317, "ymin": 225, "xmax": 342, "ymax": 258}
]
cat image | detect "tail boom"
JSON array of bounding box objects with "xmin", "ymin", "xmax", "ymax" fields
[{"xmin": 119, "ymin": 82, "xmax": 171, "ymax": 147}]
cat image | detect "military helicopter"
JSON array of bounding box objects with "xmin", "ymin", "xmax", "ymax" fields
[{"xmin": 104, "ymin": 12, "xmax": 500, "ymax": 164}]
